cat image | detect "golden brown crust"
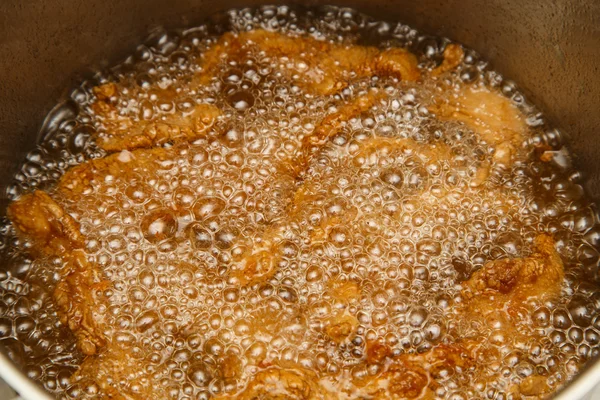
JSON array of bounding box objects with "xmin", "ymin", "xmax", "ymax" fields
[
  {"xmin": 91, "ymin": 86, "xmax": 221, "ymax": 152},
  {"xmin": 196, "ymin": 29, "xmax": 420, "ymax": 96},
  {"xmin": 54, "ymin": 251, "xmax": 107, "ymax": 355},
  {"xmin": 373, "ymin": 48, "xmax": 421, "ymax": 82},
  {"xmin": 7, "ymin": 191, "xmax": 84, "ymax": 255},
  {"xmin": 431, "ymin": 43, "xmax": 464, "ymax": 76},
  {"xmin": 7, "ymin": 28, "xmax": 566, "ymax": 400},
  {"xmin": 215, "ymin": 367, "xmax": 332, "ymax": 400},
  {"xmin": 302, "ymin": 91, "xmax": 384, "ymax": 150},
  {"xmin": 323, "ymin": 311, "xmax": 359, "ymax": 344},
  {"xmin": 430, "ymin": 86, "xmax": 527, "ymax": 166},
  {"xmin": 8, "ymin": 191, "xmax": 106, "ymax": 355},
  {"xmin": 57, "ymin": 146, "xmax": 173, "ymax": 198},
  {"xmin": 462, "ymin": 234, "xmax": 564, "ymax": 308},
  {"xmin": 353, "ymin": 343, "xmax": 475, "ymax": 400}
]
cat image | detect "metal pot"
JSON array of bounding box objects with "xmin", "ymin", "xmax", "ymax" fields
[{"xmin": 0, "ymin": 0, "xmax": 599, "ymax": 398}]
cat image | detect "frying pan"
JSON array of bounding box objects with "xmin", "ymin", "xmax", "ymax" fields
[{"xmin": 1, "ymin": 0, "xmax": 599, "ymax": 398}]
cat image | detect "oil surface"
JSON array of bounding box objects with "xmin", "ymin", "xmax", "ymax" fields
[{"xmin": 1, "ymin": 6, "xmax": 600, "ymax": 400}]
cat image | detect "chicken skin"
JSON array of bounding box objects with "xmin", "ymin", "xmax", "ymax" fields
[
  {"xmin": 462, "ymin": 234, "xmax": 564, "ymax": 312},
  {"xmin": 215, "ymin": 367, "xmax": 334, "ymax": 400},
  {"xmin": 7, "ymin": 192, "xmax": 106, "ymax": 356},
  {"xmin": 196, "ymin": 30, "xmax": 421, "ymax": 96},
  {"xmin": 91, "ymin": 82, "xmax": 222, "ymax": 152},
  {"xmin": 431, "ymin": 86, "xmax": 527, "ymax": 166}
]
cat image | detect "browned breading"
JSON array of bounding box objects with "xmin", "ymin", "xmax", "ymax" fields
[
  {"xmin": 344, "ymin": 342, "xmax": 475, "ymax": 400},
  {"xmin": 302, "ymin": 91, "xmax": 384, "ymax": 150},
  {"xmin": 431, "ymin": 43, "xmax": 464, "ymax": 76},
  {"xmin": 91, "ymin": 85, "xmax": 221, "ymax": 152},
  {"xmin": 431, "ymin": 86, "xmax": 527, "ymax": 166},
  {"xmin": 196, "ymin": 29, "xmax": 420, "ymax": 96},
  {"xmin": 214, "ymin": 367, "xmax": 332, "ymax": 400},
  {"xmin": 323, "ymin": 311, "xmax": 359, "ymax": 344},
  {"xmin": 7, "ymin": 191, "xmax": 106, "ymax": 355},
  {"xmin": 7, "ymin": 191, "xmax": 84, "ymax": 255},
  {"xmin": 57, "ymin": 146, "xmax": 174, "ymax": 198},
  {"xmin": 462, "ymin": 234, "xmax": 564, "ymax": 309},
  {"xmin": 6, "ymin": 26, "xmax": 564, "ymax": 400}
]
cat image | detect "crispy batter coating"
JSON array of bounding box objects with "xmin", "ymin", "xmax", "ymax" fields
[
  {"xmin": 54, "ymin": 251, "xmax": 107, "ymax": 356},
  {"xmin": 73, "ymin": 344, "xmax": 161, "ymax": 399},
  {"xmin": 462, "ymin": 234, "xmax": 564, "ymax": 309},
  {"xmin": 431, "ymin": 44, "xmax": 464, "ymax": 76},
  {"xmin": 324, "ymin": 311, "xmax": 359, "ymax": 344},
  {"xmin": 373, "ymin": 48, "xmax": 422, "ymax": 82},
  {"xmin": 347, "ymin": 342, "xmax": 475, "ymax": 399},
  {"xmin": 7, "ymin": 191, "xmax": 84, "ymax": 255},
  {"xmin": 91, "ymin": 84, "xmax": 221, "ymax": 152},
  {"xmin": 303, "ymin": 91, "xmax": 384, "ymax": 151},
  {"xmin": 229, "ymin": 225, "xmax": 286, "ymax": 286},
  {"xmin": 7, "ymin": 191, "xmax": 106, "ymax": 355},
  {"xmin": 197, "ymin": 30, "xmax": 420, "ymax": 96},
  {"xmin": 215, "ymin": 367, "xmax": 332, "ymax": 400},
  {"xmin": 57, "ymin": 146, "xmax": 173, "ymax": 199},
  {"xmin": 354, "ymin": 136, "xmax": 454, "ymax": 167},
  {"xmin": 431, "ymin": 86, "xmax": 527, "ymax": 165}
]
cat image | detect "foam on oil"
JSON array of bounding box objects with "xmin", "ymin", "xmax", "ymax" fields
[{"xmin": 0, "ymin": 5, "xmax": 599, "ymax": 399}]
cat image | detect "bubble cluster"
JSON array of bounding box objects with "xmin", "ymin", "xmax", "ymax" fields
[{"xmin": 1, "ymin": 5, "xmax": 600, "ymax": 400}]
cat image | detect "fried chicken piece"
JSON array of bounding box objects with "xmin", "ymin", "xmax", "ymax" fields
[
  {"xmin": 60, "ymin": 140, "xmax": 289, "ymax": 289},
  {"xmin": 444, "ymin": 235, "xmax": 564, "ymax": 399},
  {"xmin": 353, "ymin": 136, "xmax": 454, "ymax": 167},
  {"xmin": 7, "ymin": 191, "xmax": 84, "ymax": 255},
  {"xmin": 230, "ymin": 186, "xmax": 355, "ymax": 287},
  {"xmin": 373, "ymin": 48, "xmax": 422, "ymax": 82},
  {"xmin": 7, "ymin": 191, "xmax": 106, "ymax": 355},
  {"xmin": 431, "ymin": 86, "xmax": 527, "ymax": 166},
  {"xmin": 57, "ymin": 146, "xmax": 173, "ymax": 199},
  {"xmin": 229, "ymin": 225, "xmax": 287, "ymax": 286},
  {"xmin": 324, "ymin": 311, "xmax": 359, "ymax": 344},
  {"xmin": 54, "ymin": 251, "xmax": 107, "ymax": 355},
  {"xmin": 326, "ymin": 279, "xmax": 361, "ymax": 304},
  {"xmin": 230, "ymin": 92, "xmax": 380, "ymax": 286},
  {"xmin": 229, "ymin": 194, "xmax": 346, "ymax": 286},
  {"xmin": 462, "ymin": 234, "xmax": 564, "ymax": 310},
  {"xmin": 232, "ymin": 128, "xmax": 455, "ymax": 287},
  {"xmin": 325, "ymin": 342, "xmax": 476, "ymax": 400},
  {"xmin": 302, "ymin": 91, "xmax": 384, "ymax": 151},
  {"xmin": 73, "ymin": 343, "xmax": 162, "ymax": 400},
  {"xmin": 431, "ymin": 44, "xmax": 464, "ymax": 76},
  {"xmin": 215, "ymin": 367, "xmax": 332, "ymax": 400},
  {"xmin": 91, "ymin": 83, "xmax": 221, "ymax": 152},
  {"xmin": 197, "ymin": 30, "xmax": 420, "ymax": 96}
]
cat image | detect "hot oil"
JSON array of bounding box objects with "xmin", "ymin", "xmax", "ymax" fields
[{"xmin": 1, "ymin": 5, "xmax": 599, "ymax": 400}]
